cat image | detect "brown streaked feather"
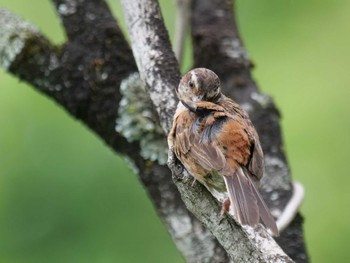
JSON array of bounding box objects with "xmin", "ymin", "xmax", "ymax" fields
[
  {"xmin": 218, "ymin": 96, "xmax": 265, "ymax": 179},
  {"xmin": 217, "ymin": 95, "xmax": 250, "ymax": 120},
  {"xmin": 249, "ymin": 141, "xmax": 264, "ymax": 179},
  {"xmin": 246, "ymin": 131, "xmax": 264, "ymax": 179},
  {"xmin": 200, "ymin": 116, "xmax": 228, "ymax": 143},
  {"xmin": 195, "ymin": 101, "xmax": 225, "ymax": 112},
  {"xmin": 177, "ymin": 130, "xmax": 191, "ymax": 155},
  {"xmin": 216, "ymin": 120, "xmax": 252, "ymax": 167},
  {"xmin": 172, "ymin": 112, "xmax": 193, "ymax": 155},
  {"xmin": 190, "ymin": 142, "xmax": 226, "ymax": 171}
]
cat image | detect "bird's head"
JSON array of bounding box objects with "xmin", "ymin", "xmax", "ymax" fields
[{"xmin": 176, "ymin": 68, "xmax": 221, "ymax": 112}]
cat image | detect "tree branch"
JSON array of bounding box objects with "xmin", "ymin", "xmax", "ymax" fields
[
  {"xmin": 121, "ymin": 0, "xmax": 294, "ymax": 262},
  {"xmin": 191, "ymin": 0, "xmax": 309, "ymax": 262},
  {"xmin": 52, "ymin": 0, "xmax": 121, "ymax": 45},
  {"xmin": 0, "ymin": 6, "xmax": 229, "ymax": 263},
  {"xmin": 0, "ymin": 7, "xmax": 134, "ymax": 154},
  {"xmin": 1, "ymin": 0, "xmax": 309, "ymax": 261},
  {"xmin": 120, "ymin": 0, "xmax": 180, "ymax": 133}
]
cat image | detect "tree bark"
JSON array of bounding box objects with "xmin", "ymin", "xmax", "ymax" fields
[
  {"xmin": 0, "ymin": 0, "xmax": 309, "ymax": 262},
  {"xmin": 0, "ymin": 4, "xmax": 229, "ymax": 263}
]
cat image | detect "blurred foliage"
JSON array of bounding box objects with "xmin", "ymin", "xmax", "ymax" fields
[{"xmin": 0, "ymin": 0, "xmax": 349, "ymax": 262}]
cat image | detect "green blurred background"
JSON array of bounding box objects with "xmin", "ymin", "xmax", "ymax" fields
[{"xmin": 0, "ymin": 0, "xmax": 349, "ymax": 262}]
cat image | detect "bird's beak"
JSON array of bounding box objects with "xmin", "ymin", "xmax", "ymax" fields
[{"xmin": 181, "ymin": 100, "xmax": 197, "ymax": 112}]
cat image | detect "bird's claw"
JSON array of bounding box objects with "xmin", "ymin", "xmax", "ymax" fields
[{"xmin": 218, "ymin": 199, "xmax": 231, "ymax": 224}]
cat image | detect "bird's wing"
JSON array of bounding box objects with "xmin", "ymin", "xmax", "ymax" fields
[
  {"xmin": 188, "ymin": 110, "xmax": 227, "ymax": 171},
  {"xmin": 171, "ymin": 111, "xmax": 192, "ymax": 156},
  {"xmin": 218, "ymin": 96, "xmax": 265, "ymax": 180}
]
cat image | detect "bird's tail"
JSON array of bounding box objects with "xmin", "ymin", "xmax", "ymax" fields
[{"xmin": 223, "ymin": 167, "xmax": 279, "ymax": 236}]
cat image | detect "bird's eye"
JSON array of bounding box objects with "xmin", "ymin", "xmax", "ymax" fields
[{"xmin": 188, "ymin": 81, "xmax": 194, "ymax": 88}]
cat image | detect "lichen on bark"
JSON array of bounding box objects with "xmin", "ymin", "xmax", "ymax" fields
[
  {"xmin": 116, "ymin": 72, "xmax": 168, "ymax": 165},
  {"xmin": 0, "ymin": 9, "xmax": 40, "ymax": 69}
]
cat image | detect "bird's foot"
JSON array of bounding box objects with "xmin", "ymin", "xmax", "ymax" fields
[
  {"xmin": 219, "ymin": 199, "xmax": 231, "ymax": 223},
  {"xmin": 191, "ymin": 178, "xmax": 197, "ymax": 187}
]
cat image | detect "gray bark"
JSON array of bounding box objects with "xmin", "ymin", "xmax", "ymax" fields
[
  {"xmin": 0, "ymin": 0, "xmax": 309, "ymax": 262},
  {"xmin": 0, "ymin": 4, "xmax": 229, "ymax": 263}
]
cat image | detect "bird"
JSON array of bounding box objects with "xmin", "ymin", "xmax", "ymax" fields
[{"xmin": 168, "ymin": 67, "xmax": 278, "ymax": 236}]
